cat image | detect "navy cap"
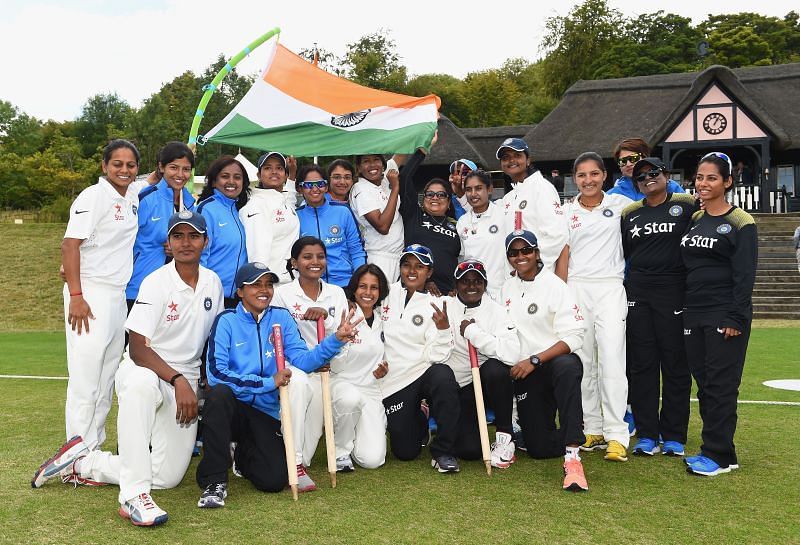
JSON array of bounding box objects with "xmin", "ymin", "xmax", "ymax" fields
[
  {"xmin": 449, "ymin": 158, "xmax": 478, "ymax": 174},
  {"xmin": 235, "ymin": 262, "xmax": 279, "ymax": 288},
  {"xmin": 167, "ymin": 210, "xmax": 207, "ymax": 235},
  {"xmin": 256, "ymin": 151, "xmax": 287, "ymax": 170},
  {"xmin": 632, "ymin": 157, "xmax": 667, "ymax": 178},
  {"xmin": 504, "ymin": 230, "xmax": 538, "ymax": 252},
  {"xmin": 400, "ymin": 244, "xmax": 434, "ymax": 267},
  {"xmin": 496, "ymin": 138, "xmax": 529, "ymax": 159}
]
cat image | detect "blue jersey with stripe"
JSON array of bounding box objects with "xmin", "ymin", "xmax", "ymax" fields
[{"xmin": 198, "ymin": 190, "xmax": 247, "ymax": 299}]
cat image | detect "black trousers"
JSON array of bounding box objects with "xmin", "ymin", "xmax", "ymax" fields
[
  {"xmin": 223, "ymin": 297, "xmax": 238, "ymax": 310},
  {"xmin": 196, "ymin": 384, "xmax": 288, "ymax": 492},
  {"xmin": 515, "ymin": 354, "xmax": 585, "ymax": 459},
  {"xmin": 683, "ymin": 318, "xmax": 751, "ymax": 467},
  {"xmin": 627, "ymin": 284, "xmax": 691, "ymax": 443},
  {"xmin": 383, "ymin": 364, "xmax": 460, "ymax": 460}
]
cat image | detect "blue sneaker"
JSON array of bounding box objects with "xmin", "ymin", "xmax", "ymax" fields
[
  {"xmin": 633, "ymin": 438, "xmax": 660, "ymax": 456},
  {"xmin": 662, "ymin": 441, "xmax": 685, "ymax": 456},
  {"xmin": 685, "ymin": 453, "xmax": 702, "ymax": 466},
  {"xmin": 686, "ymin": 455, "xmax": 738, "ymax": 476},
  {"xmin": 623, "ymin": 409, "xmax": 636, "ymax": 436}
]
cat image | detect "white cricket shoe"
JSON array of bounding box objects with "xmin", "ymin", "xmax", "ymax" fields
[
  {"xmin": 31, "ymin": 436, "xmax": 88, "ymax": 488},
  {"xmin": 118, "ymin": 493, "xmax": 168, "ymax": 527},
  {"xmin": 490, "ymin": 431, "xmax": 516, "ymax": 469}
]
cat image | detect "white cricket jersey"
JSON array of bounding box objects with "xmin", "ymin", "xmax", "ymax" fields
[
  {"xmin": 501, "ymin": 270, "xmax": 585, "ymax": 358},
  {"xmin": 63, "ymin": 177, "xmax": 139, "ymax": 288},
  {"xmin": 272, "ymin": 278, "xmax": 349, "ymax": 350},
  {"xmin": 456, "ymin": 201, "xmax": 509, "ymax": 300},
  {"xmin": 380, "ymin": 282, "xmax": 454, "ymax": 397},
  {"xmin": 349, "ymin": 159, "xmax": 404, "ymax": 255},
  {"xmin": 564, "ymin": 193, "xmax": 633, "ymax": 281},
  {"xmin": 330, "ymin": 305, "xmax": 385, "ymax": 392},
  {"xmin": 444, "ymin": 295, "xmax": 519, "ymax": 388},
  {"xmin": 126, "ymin": 262, "xmax": 223, "ymax": 379},
  {"xmin": 239, "ymin": 187, "xmax": 299, "ymax": 285},
  {"xmin": 502, "ymin": 171, "xmax": 568, "ymax": 271}
]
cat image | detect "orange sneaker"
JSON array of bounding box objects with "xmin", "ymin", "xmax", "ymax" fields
[{"xmin": 562, "ymin": 458, "xmax": 588, "ymax": 492}]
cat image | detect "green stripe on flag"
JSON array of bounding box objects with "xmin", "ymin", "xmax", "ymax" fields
[{"xmin": 206, "ymin": 114, "xmax": 436, "ymax": 155}]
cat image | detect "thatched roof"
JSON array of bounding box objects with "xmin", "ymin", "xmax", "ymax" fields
[
  {"xmin": 524, "ymin": 63, "xmax": 800, "ymax": 161},
  {"xmin": 462, "ymin": 125, "xmax": 536, "ymax": 170},
  {"xmin": 426, "ymin": 116, "xmax": 488, "ymax": 167}
]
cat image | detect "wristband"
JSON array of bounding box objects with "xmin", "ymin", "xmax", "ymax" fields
[
  {"xmin": 169, "ymin": 373, "xmax": 183, "ymax": 386},
  {"xmin": 69, "ymin": 291, "xmax": 83, "ymax": 297}
]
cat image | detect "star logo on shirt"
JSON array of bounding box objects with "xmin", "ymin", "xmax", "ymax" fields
[
  {"xmin": 505, "ymin": 299, "xmax": 511, "ymax": 307},
  {"xmin": 382, "ymin": 305, "xmax": 390, "ymax": 314},
  {"xmin": 680, "ymin": 234, "xmax": 690, "ymax": 247},
  {"xmin": 422, "ymin": 221, "xmax": 432, "ymax": 229},
  {"xmin": 168, "ymin": 301, "xmax": 178, "ymax": 313},
  {"xmin": 571, "ymin": 214, "xmax": 579, "ymax": 223},
  {"xmin": 114, "ymin": 203, "xmax": 122, "ymax": 213},
  {"xmin": 292, "ymin": 303, "xmax": 302, "ymax": 312},
  {"xmin": 629, "ymin": 225, "xmax": 642, "ymax": 238},
  {"xmin": 505, "ymin": 202, "xmax": 511, "ymax": 210},
  {"xmin": 264, "ymin": 350, "xmax": 273, "ymax": 358},
  {"xmin": 276, "ymin": 209, "xmax": 283, "ymax": 216}
]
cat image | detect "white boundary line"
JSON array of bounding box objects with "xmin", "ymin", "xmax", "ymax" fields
[{"xmin": 1, "ymin": 376, "xmax": 798, "ymax": 404}]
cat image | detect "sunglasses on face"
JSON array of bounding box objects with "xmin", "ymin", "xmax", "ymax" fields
[
  {"xmin": 301, "ymin": 180, "xmax": 328, "ymax": 190},
  {"xmin": 424, "ymin": 191, "xmax": 449, "ymax": 199},
  {"xmin": 617, "ymin": 153, "xmax": 642, "ymax": 166},
  {"xmin": 634, "ymin": 169, "xmax": 662, "ymax": 183},
  {"xmin": 506, "ymin": 246, "xmax": 536, "ymax": 258}
]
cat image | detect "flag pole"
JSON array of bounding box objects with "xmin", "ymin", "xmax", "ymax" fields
[{"xmin": 186, "ymin": 27, "xmax": 281, "ymax": 193}]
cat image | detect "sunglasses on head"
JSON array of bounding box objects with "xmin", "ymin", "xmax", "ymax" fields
[
  {"xmin": 424, "ymin": 190, "xmax": 449, "ymax": 199},
  {"xmin": 300, "ymin": 180, "xmax": 328, "ymax": 190},
  {"xmin": 617, "ymin": 153, "xmax": 642, "ymax": 166},
  {"xmin": 506, "ymin": 246, "xmax": 536, "ymax": 258},
  {"xmin": 701, "ymin": 152, "xmax": 734, "ymax": 174},
  {"xmin": 455, "ymin": 260, "xmax": 486, "ymax": 278},
  {"xmin": 635, "ymin": 169, "xmax": 663, "ymax": 183}
]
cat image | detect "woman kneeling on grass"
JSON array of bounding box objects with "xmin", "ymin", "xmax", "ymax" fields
[
  {"xmin": 681, "ymin": 152, "xmax": 757, "ymax": 477},
  {"xmin": 501, "ymin": 230, "xmax": 588, "ymax": 491}
]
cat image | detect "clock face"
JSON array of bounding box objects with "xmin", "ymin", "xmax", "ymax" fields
[{"xmin": 702, "ymin": 112, "xmax": 727, "ymax": 135}]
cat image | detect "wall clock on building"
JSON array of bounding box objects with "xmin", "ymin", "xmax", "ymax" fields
[{"xmin": 702, "ymin": 112, "xmax": 727, "ymax": 135}]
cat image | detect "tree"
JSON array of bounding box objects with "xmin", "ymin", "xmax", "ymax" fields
[
  {"xmin": 539, "ymin": 0, "xmax": 625, "ymax": 98},
  {"xmin": 75, "ymin": 93, "xmax": 132, "ymax": 157},
  {"xmin": 343, "ymin": 30, "xmax": 408, "ymax": 92},
  {"xmin": 298, "ymin": 45, "xmax": 344, "ymax": 76},
  {"xmin": 461, "ymin": 70, "xmax": 520, "ymax": 127},
  {"xmin": 405, "ymin": 73, "xmax": 469, "ymax": 126},
  {"xmin": 700, "ymin": 12, "xmax": 800, "ymax": 65}
]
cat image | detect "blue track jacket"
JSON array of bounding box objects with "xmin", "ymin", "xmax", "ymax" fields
[
  {"xmin": 607, "ymin": 176, "xmax": 685, "ymax": 201},
  {"xmin": 297, "ymin": 199, "xmax": 366, "ymax": 287},
  {"xmin": 206, "ymin": 303, "xmax": 345, "ymax": 419},
  {"xmin": 198, "ymin": 190, "xmax": 247, "ymax": 299},
  {"xmin": 126, "ymin": 179, "xmax": 195, "ymax": 300}
]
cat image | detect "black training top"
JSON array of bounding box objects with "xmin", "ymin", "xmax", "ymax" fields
[
  {"xmin": 621, "ymin": 193, "xmax": 698, "ymax": 288},
  {"xmin": 680, "ymin": 206, "xmax": 758, "ymax": 330},
  {"xmin": 399, "ymin": 150, "xmax": 461, "ymax": 293}
]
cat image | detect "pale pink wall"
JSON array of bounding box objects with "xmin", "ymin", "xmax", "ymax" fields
[
  {"xmin": 736, "ymin": 110, "xmax": 767, "ymax": 138},
  {"xmin": 697, "ymin": 85, "xmax": 730, "ymax": 105}
]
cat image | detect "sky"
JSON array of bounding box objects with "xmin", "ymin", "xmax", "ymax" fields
[{"xmin": 1, "ymin": 0, "xmax": 797, "ymax": 122}]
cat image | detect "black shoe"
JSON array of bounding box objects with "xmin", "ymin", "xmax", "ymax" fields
[
  {"xmin": 431, "ymin": 455, "xmax": 460, "ymax": 473},
  {"xmin": 513, "ymin": 429, "xmax": 527, "ymax": 452},
  {"xmin": 197, "ymin": 482, "xmax": 227, "ymax": 508}
]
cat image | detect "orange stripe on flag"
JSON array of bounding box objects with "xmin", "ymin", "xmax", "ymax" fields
[{"xmin": 264, "ymin": 44, "xmax": 440, "ymax": 116}]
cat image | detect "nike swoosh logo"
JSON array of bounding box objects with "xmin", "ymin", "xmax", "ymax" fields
[
  {"xmin": 690, "ymin": 225, "xmax": 699, "ymax": 230},
  {"xmin": 673, "ymin": 310, "xmax": 684, "ymax": 315},
  {"xmin": 247, "ymin": 213, "xmax": 259, "ymax": 218},
  {"xmin": 629, "ymin": 215, "xmax": 640, "ymax": 221},
  {"xmin": 134, "ymin": 301, "xmax": 152, "ymax": 305},
  {"xmin": 75, "ymin": 210, "xmax": 89, "ymax": 214},
  {"xmin": 716, "ymin": 328, "xmax": 726, "ymax": 334},
  {"xmin": 219, "ymin": 222, "xmax": 228, "ymax": 227},
  {"xmin": 151, "ymin": 217, "xmax": 161, "ymax": 222},
  {"xmin": 235, "ymin": 342, "xmax": 246, "ymax": 347}
]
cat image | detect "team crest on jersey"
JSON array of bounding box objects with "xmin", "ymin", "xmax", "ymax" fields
[
  {"xmin": 328, "ymin": 306, "xmax": 336, "ymax": 317},
  {"xmin": 603, "ymin": 209, "xmax": 613, "ymax": 218},
  {"xmin": 329, "ymin": 224, "xmax": 341, "ymax": 236},
  {"xmin": 716, "ymin": 223, "xmax": 732, "ymax": 234},
  {"xmin": 380, "ymin": 332, "xmax": 385, "ymax": 343},
  {"xmin": 527, "ymin": 303, "xmax": 538, "ymax": 314},
  {"xmin": 519, "ymin": 200, "xmax": 528, "ymax": 209},
  {"xmin": 489, "ymin": 224, "xmax": 498, "ymax": 233},
  {"xmin": 204, "ymin": 297, "xmax": 212, "ymax": 311},
  {"xmin": 669, "ymin": 205, "xmax": 683, "ymax": 217},
  {"xmin": 412, "ymin": 314, "xmax": 424, "ymax": 326}
]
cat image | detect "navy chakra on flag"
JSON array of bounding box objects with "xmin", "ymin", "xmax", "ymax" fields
[
  {"xmin": 204, "ymin": 297, "xmax": 212, "ymax": 311},
  {"xmin": 329, "ymin": 224, "xmax": 341, "ymax": 236},
  {"xmin": 331, "ymin": 109, "xmax": 371, "ymax": 128},
  {"xmin": 603, "ymin": 209, "xmax": 613, "ymax": 217},
  {"xmin": 716, "ymin": 223, "xmax": 732, "ymax": 234},
  {"xmin": 669, "ymin": 205, "xmax": 683, "ymax": 217}
]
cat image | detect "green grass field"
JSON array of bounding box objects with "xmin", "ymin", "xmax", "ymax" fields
[{"xmin": 1, "ymin": 329, "xmax": 799, "ymax": 545}]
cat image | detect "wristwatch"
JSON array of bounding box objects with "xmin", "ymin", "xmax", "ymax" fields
[{"xmin": 529, "ymin": 355, "xmax": 542, "ymax": 368}]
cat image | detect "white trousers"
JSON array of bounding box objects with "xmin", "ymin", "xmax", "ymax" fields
[
  {"xmin": 63, "ymin": 282, "xmax": 127, "ymax": 450},
  {"xmin": 572, "ymin": 279, "xmax": 630, "ymax": 446},
  {"xmin": 79, "ymin": 359, "xmax": 197, "ymax": 504},
  {"xmin": 285, "ymin": 368, "xmax": 324, "ymax": 467},
  {"xmin": 366, "ymin": 250, "xmax": 400, "ymax": 283},
  {"xmin": 331, "ymin": 380, "xmax": 386, "ymax": 469}
]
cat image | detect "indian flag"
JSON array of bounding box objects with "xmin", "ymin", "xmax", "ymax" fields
[{"xmin": 202, "ymin": 40, "xmax": 441, "ymax": 156}]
